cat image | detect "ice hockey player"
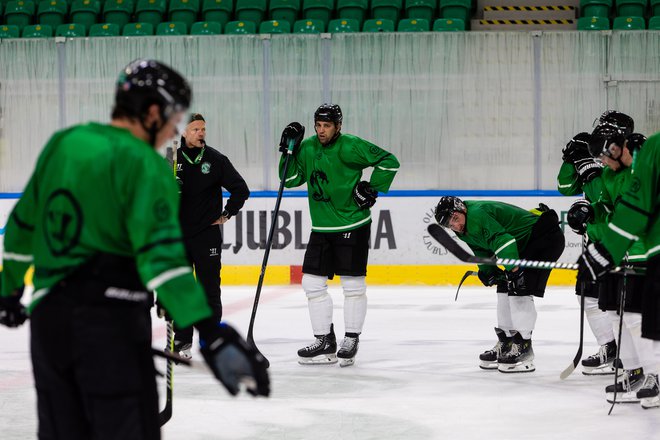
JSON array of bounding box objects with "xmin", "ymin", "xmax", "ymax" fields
[
  {"xmin": 558, "ymin": 129, "xmax": 617, "ymax": 375},
  {"xmin": 278, "ymin": 104, "xmax": 399, "ymax": 367},
  {"xmin": 0, "ymin": 59, "xmax": 269, "ymax": 439},
  {"xmin": 579, "ymin": 121, "xmax": 658, "ymax": 408},
  {"xmin": 435, "ymin": 196, "xmax": 565, "ymax": 373}
]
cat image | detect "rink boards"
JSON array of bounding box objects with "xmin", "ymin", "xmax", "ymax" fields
[{"xmin": 0, "ymin": 192, "xmax": 583, "ymax": 286}]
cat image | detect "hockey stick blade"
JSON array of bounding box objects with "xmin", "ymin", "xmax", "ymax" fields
[
  {"xmin": 559, "ymin": 286, "xmax": 585, "ymax": 380},
  {"xmin": 455, "ymin": 270, "xmax": 478, "ymax": 301},
  {"xmin": 427, "ymin": 224, "xmax": 579, "ymax": 270}
]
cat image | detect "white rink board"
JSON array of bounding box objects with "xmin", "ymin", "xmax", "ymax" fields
[{"xmin": 0, "ymin": 195, "xmax": 584, "ymax": 266}]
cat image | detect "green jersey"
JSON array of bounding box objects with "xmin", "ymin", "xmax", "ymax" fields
[
  {"xmin": 556, "ymin": 162, "xmax": 606, "ymax": 241},
  {"xmin": 1, "ymin": 123, "xmax": 212, "ymax": 328},
  {"xmin": 600, "ymin": 132, "xmax": 660, "ymax": 264},
  {"xmin": 456, "ymin": 200, "xmax": 540, "ymax": 272},
  {"xmin": 280, "ymin": 133, "xmax": 399, "ymax": 233}
]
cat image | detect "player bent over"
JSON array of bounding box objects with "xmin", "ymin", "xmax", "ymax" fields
[
  {"xmin": 435, "ymin": 197, "xmax": 565, "ymax": 373},
  {"xmin": 278, "ymin": 104, "xmax": 399, "ymax": 367},
  {"xmin": 0, "ymin": 60, "xmax": 269, "ymax": 440}
]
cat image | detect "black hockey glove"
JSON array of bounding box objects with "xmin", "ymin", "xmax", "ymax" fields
[
  {"xmin": 353, "ymin": 181, "xmax": 378, "ymax": 209},
  {"xmin": 561, "ymin": 132, "xmax": 592, "ymax": 164},
  {"xmin": 577, "ymin": 242, "xmax": 614, "ymax": 283},
  {"xmin": 477, "ymin": 268, "xmax": 506, "ymax": 287},
  {"xmin": 221, "ymin": 209, "xmax": 232, "ymax": 220},
  {"xmin": 567, "ymin": 200, "xmax": 594, "ymax": 235},
  {"xmin": 155, "ymin": 296, "xmax": 171, "ymax": 321},
  {"xmin": 0, "ymin": 288, "xmax": 28, "ymax": 328},
  {"xmin": 198, "ymin": 319, "xmax": 270, "ymax": 397},
  {"xmin": 626, "ymin": 133, "xmax": 646, "ymax": 152},
  {"xmin": 279, "ymin": 122, "xmax": 305, "ymax": 154},
  {"xmin": 505, "ymin": 269, "xmax": 527, "ymax": 295},
  {"xmin": 573, "ymin": 157, "xmax": 603, "ymax": 184}
]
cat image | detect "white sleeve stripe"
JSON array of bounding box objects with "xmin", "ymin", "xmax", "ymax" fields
[
  {"xmin": 285, "ymin": 173, "xmax": 298, "ymax": 182},
  {"xmin": 557, "ymin": 183, "xmax": 573, "ymax": 188},
  {"xmin": 147, "ymin": 267, "xmax": 192, "ymax": 291},
  {"xmin": 3, "ymin": 252, "xmax": 33, "ymax": 263},
  {"xmin": 376, "ymin": 166, "xmax": 399, "ymax": 172},
  {"xmin": 608, "ymin": 223, "xmax": 639, "ymax": 241},
  {"xmin": 495, "ymin": 239, "xmax": 517, "ymax": 255}
]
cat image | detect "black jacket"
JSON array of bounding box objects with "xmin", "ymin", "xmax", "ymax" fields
[{"xmin": 176, "ymin": 138, "xmax": 250, "ymax": 238}]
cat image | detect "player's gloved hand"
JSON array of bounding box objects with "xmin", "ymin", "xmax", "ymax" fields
[
  {"xmin": 477, "ymin": 268, "xmax": 506, "ymax": 287},
  {"xmin": 155, "ymin": 297, "xmax": 171, "ymax": 321},
  {"xmin": 197, "ymin": 319, "xmax": 270, "ymax": 397},
  {"xmin": 0, "ymin": 288, "xmax": 28, "ymax": 328},
  {"xmin": 562, "ymin": 132, "xmax": 592, "ymax": 164},
  {"xmin": 505, "ymin": 269, "xmax": 527, "ymax": 295},
  {"xmin": 577, "ymin": 242, "xmax": 614, "ymax": 283},
  {"xmin": 626, "ymin": 133, "xmax": 647, "ymax": 151},
  {"xmin": 573, "ymin": 157, "xmax": 603, "ymax": 183},
  {"xmin": 353, "ymin": 181, "xmax": 378, "ymax": 209},
  {"xmin": 567, "ymin": 199, "xmax": 594, "ymax": 235},
  {"xmin": 279, "ymin": 122, "xmax": 305, "ymax": 154}
]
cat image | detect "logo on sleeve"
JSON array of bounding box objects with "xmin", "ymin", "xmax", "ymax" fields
[
  {"xmin": 630, "ymin": 176, "xmax": 641, "ymax": 193},
  {"xmin": 153, "ymin": 198, "xmax": 171, "ymax": 221},
  {"xmin": 201, "ymin": 162, "xmax": 211, "ymax": 174},
  {"xmin": 43, "ymin": 189, "xmax": 83, "ymax": 257}
]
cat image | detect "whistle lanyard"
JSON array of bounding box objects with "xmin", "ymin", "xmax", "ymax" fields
[{"xmin": 181, "ymin": 147, "xmax": 205, "ymax": 165}]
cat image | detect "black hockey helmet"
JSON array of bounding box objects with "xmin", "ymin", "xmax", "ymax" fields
[
  {"xmin": 314, "ymin": 104, "xmax": 343, "ymax": 125},
  {"xmin": 597, "ymin": 110, "xmax": 634, "ymax": 136},
  {"xmin": 566, "ymin": 199, "xmax": 593, "ymax": 235},
  {"xmin": 434, "ymin": 196, "xmax": 466, "ymax": 228},
  {"xmin": 114, "ymin": 59, "xmax": 191, "ymax": 126},
  {"xmin": 588, "ymin": 123, "xmax": 627, "ymax": 159}
]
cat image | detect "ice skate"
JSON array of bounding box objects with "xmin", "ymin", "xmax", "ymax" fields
[
  {"xmin": 498, "ymin": 333, "xmax": 535, "ymax": 373},
  {"xmin": 298, "ymin": 324, "xmax": 337, "ymax": 365},
  {"xmin": 479, "ymin": 327, "xmax": 512, "ymax": 370},
  {"xmin": 581, "ymin": 340, "xmax": 616, "ymax": 376},
  {"xmin": 606, "ymin": 368, "xmax": 644, "ymax": 403},
  {"xmin": 636, "ymin": 374, "xmax": 660, "ymax": 409},
  {"xmin": 337, "ymin": 334, "xmax": 359, "ymax": 367}
]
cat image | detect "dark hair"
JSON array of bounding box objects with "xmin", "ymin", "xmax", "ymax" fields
[{"xmin": 189, "ymin": 113, "xmax": 205, "ymax": 123}]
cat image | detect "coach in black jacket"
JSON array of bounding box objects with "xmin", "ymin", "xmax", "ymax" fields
[{"xmin": 172, "ymin": 113, "xmax": 250, "ymax": 358}]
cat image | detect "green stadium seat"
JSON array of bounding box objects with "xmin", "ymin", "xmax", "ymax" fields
[
  {"xmin": 649, "ymin": 15, "xmax": 660, "ymax": 29},
  {"xmin": 433, "ymin": 17, "xmax": 464, "ymax": 30},
  {"xmin": 580, "ymin": 0, "xmax": 611, "ymax": 17},
  {"xmin": 405, "ymin": 0, "xmax": 435, "ymax": 22},
  {"xmin": 294, "ymin": 17, "xmax": 324, "ymax": 32},
  {"xmin": 362, "ymin": 17, "xmax": 395, "ymax": 31},
  {"xmin": 337, "ymin": 0, "xmax": 368, "ymax": 25},
  {"xmin": 616, "ymin": 0, "xmax": 646, "ymax": 17},
  {"xmin": 5, "ymin": 1, "xmax": 36, "ymax": 29},
  {"xmin": 0, "ymin": 24, "xmax": 20, "ymax": 37},
  {"xmin": 235, "ymin": 0, "xmax": 266, "ymax": 25},
  {"xmin": 37, "ymin": 0, "xmax": 67, "ymax": 28},
  {"xmin": 269, "ymin": 0, "xmax": 298, "ymax": 25},
  {"xmin": 652, "ymin": 0, "xmax": 660, "ymax": 15},
  {"xmin": 612, "ymin": 15, "xmax": 644, "ymax": 29},
  {"xmin": 70, "ymin": 0, "xmax": 100, "ymax": 28},
  {"xmin": 302, "ymin": 0, "xmax": 332, "ymax": 26},
  {"xmin": 202, "ymin": 0, "xmax": 232, "ymax": 27},
  {"xmin": 259, "ymin": 18, "xmax": 291, "ymax": 32},
  {"xmin": 122, "ymin": 21, "xmax": 154, "ymax": 35},
  {"xmin": 89, "ymin": 22, "xmax": 120, "ymax": 35},
  {"xmin": 397, "ymin": 17, "xmax": 429, "ymax": 31},
  {"xmin": 56, "ymin": 22, "xmax": 86, "ymax": 36},
  {"xmin": 577, "ymin": 15, "xmax": 609, "ymax": 29},
  {"xmin": 440, "ymin": 0, "xmax": 470, "ymax": 24},
  {"xmin": 224, "ymin": 19, "xmax": 256, "ymax": 33},
  {"xmin": 157, "ymin": 20, "xmax": 188, "ymax": 34},
  {"xmin": 169, "ymin": 0, "xmax": 199, "ymax": 29},
  {"xmin": 135, "ymin": 0, "xmax": 166, "ymax": 27},
  {"xmin": 370, "ymin": 0, "xmax": 401, "ymax": 23},
  {"xmin": 328, "ymin": 17, "xmax": 359, "ymax": 32},
  {"xmin": 103, "ymin": 0, "xmax": 133, "ymax": 29},
  {"xmin": 190, "ymin": 20, "xmax": 222, "ymax": 33},
  {"xmin": 22, "ymin": 23, "xmax": 53, "ymax": 36}
]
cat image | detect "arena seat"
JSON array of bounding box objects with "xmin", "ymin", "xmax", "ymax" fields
[
  {"xmin": 103, "ymin": 0, "xmax": 134, "ymax": 29},
  {"xmin": 398, "ymin": 17, "xmax": 430, "ymax": 31},
  {"xmin": 22, "ymin": 23, "xmax": 53, "ymax": 36},
  {"xmin": 56, "ymin": 22, "xmax": 86, "ymax": 36},
  {"xmin": 328, "ymin": 17, "xmax": 359, "ymax": 32},
  {"xmin": 259, "ymin": 18, "xmax": 291, "ymax": 32},
  {"xmin": 122, "ymin": 21, "xmax": 154, "ymax": 35},
  {"xmin": 190, "ymin": 20, "xmax": 222, "ymax": 33},
  {"xmin": 269, "ymin": 0, "xmax": 299, "ymax": 27},
  {"xmin": 157, "ymin": 20, "xmax": 188, "ymax": 34},
  {"xmin": 362, "ymin": 17, "xmax": 395, "ymax": 31},
  {"xmin": 294, "ymin": 17, "xmax": 324, "ymax": 32},
  {"xmin": 224, "ymin": 19, "xmax": 257, "ymax": 33},
  {"xmin": 89, "ymin": 22, "xmax": 120, "ymax": 36},
  {"xmin": 70, "ymin": 0, "xmax": 100, "ymax": 29}
]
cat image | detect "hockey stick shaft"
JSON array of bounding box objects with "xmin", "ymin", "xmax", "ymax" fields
[
  {"xmin": 455, "ymin": 270, "xmax": 478, "ymax": 301},
  {"xmin": 246, "ymin": 141, "xmax": 295, "ymax": 368},
  {"xmin": 158, "ymin": 320, "xmax": 174, "ymax": 426},
  {"xmin": 608, "ymin": 264, "xmax": 628, "ymax": 415}
]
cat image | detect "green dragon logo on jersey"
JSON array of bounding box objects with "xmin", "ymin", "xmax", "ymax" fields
[
  {"xmin": 310, "ymin": 170, "xmax": 331, "ymax": 202},
  {"xmin": 43, "ymin": 189, "xmax": 83, "ymax": 257},
  {"xmin": 201, "ymin": 162, "xmax": 211, "ymax": 174}
]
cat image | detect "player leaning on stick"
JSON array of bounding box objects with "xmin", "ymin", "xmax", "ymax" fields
[
  {"xmin": 278, "ymin": 104, "xmax": 399, "ymax": 367},
  {"xmin": 434, "ymin": 197, "xmax": 565, "ymax": 373},
  {"xmin": 578, "ymin": 121, "xmax": 659, "ymax": 408},
  {"xmin": 0, "ymin": 60, "xmax": 269, "ymax": 440}
]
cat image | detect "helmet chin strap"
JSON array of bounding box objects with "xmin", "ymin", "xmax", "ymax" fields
[{"xmin": 140, "ymin": 109, "xmax": 166, "ymax": 147}]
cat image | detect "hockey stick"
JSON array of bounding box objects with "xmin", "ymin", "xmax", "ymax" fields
[
  {"xmin": 158, "ymin": 320, "xmax": 175, "ymax": 426},
  {"xmin": 246, "ymin": 140, "xmax": 296, "ymax": 368},
  {"xmin": 608, "ymin": 261, "xmax": 628, "ymax": 415},
  {"xmin": 455, "ymin": 270, "xmax": 477, "ymax": 301}
]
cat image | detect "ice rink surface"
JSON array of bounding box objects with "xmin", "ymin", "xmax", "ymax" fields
[{"xmin": 1, "ymin": 285, "xmax": 659, "ymax": 440}]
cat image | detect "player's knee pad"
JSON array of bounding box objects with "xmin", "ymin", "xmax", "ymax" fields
[
  {"xmin": 302, "ymin": 274, "xmax": 329, "ymax": 301},
  {"xmin": 341, "ymin": 276, "xmax": 366, "ymax": 298}
]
